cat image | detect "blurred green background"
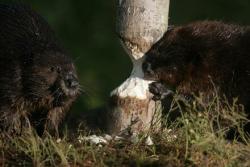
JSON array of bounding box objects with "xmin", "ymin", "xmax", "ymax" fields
[{"xmin": 6, "ymin": 0, "xmax": 250, "ymax": 113}]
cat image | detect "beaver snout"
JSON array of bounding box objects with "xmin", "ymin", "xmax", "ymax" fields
[
  {"xmin": 61, "ymin": 72, "xmax": 80, "ymax": 97},
  {"xmin": 64, "ymin": 73, "xmax": 79, "ymax": 89},
  {"xmin": 142, "ymin": 62, "xmax": 157, "ymax": 80}
]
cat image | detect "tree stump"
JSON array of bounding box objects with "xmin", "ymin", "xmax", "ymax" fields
[{"xmin": 108, "ymin": 0, "xmax": 170, "ymax": 135}]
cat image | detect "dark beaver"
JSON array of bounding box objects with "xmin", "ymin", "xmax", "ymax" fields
[
  {"xmin": 142, "ymin": 21, "xmax": 250, "ymax": 138},
  {"xmin": 143, "ymin": 21, "xmax": 250, "ymax": 118},
  {"xmin": 0, "ymin": 4, "xmax": 80, "ymax": 136}
]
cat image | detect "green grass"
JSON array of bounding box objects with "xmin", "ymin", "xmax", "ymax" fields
[{"xmin": 1, "ymin": 94, "xmax": 250, "ymax": 167}]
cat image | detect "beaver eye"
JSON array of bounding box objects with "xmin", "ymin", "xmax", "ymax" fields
[
  {"xmin": 50, "ymin": 67, "xmax": 56, "ymax": 72},
  {"xmin": 56, "ymin": 66, "xmax": 62, "ymax": 73},
  {"xmin": 173, "ymin": 66, "xmax": 177, "ymax": 71}
]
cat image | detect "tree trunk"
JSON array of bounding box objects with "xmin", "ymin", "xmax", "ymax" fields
[{"xmin": 107, "ymin": 0, "xmax": 170, "ymax": 135}]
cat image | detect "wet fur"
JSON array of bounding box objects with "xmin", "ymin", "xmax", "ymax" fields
[
  {"xmin": 144, "ymin": 21, "xmax": 250, "ymax": 107},
  {"xmin": 0, "ymin": 4, "xmax": 80, "ymax": 136},
  {"xmin": 143, "ymin": 21, "xmax": 250, "ymax": 133}
]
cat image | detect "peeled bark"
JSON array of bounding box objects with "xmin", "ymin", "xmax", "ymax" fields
[{"xmin": 108, "ymin": 0, "xmax": 170, "ymax": 135}]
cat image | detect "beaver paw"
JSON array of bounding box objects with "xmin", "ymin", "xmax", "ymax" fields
[{"xmin": 149, "ymin": 82, "xmax": 174, "ymax": 101}]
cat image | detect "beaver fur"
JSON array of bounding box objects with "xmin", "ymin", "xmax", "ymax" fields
[
  {"xmin": 143, "ymin": 21, "xmax": 250, "ymax": 126},
  {"xmin": 0, "ymin": 4, "xmax": 80, "ymax": 136}
]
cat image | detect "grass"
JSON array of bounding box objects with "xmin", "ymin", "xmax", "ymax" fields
[{"xmin": 1, "ymin": 94, "xmax": 250, "ymax": 167}]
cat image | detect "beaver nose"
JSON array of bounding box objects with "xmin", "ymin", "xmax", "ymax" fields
[
  {"xmin": 142, "ymin": 62, "xmax": 155, "ymax": 78},
  {"xmin": 65, "ymin": 73, "xmax": 79, "ymax": 89}
]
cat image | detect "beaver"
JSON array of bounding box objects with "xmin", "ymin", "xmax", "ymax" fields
[
  {"xmin": 142, "ymin": 21, "xmax": 250, "ymax": 129},
  {"xmin": 0, "ymin": 4, "xmax": 80, "ymax": 136}
]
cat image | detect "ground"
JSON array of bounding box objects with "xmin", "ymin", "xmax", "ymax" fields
[{"xmin": 1, "ymin": 94, "xmax": 250, "ymax": 167}]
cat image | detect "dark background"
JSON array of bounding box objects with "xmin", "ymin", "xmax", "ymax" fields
[{"xmin": 4, "ymin": 0, "xmax": 250, "ymax": 113}]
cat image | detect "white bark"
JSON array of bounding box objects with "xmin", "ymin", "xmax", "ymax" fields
[{"xmin": 108, "ymin": 0, "xmax": 170, "ymax": 135}]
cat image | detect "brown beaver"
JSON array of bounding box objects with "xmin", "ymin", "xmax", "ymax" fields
[
  {"xmin": 142, "ymin": 21, "xmax": 250, "ymax": 128},
  {"xmin": 0, "ymin": 4, "xmax": 80, "ymax": 136}
]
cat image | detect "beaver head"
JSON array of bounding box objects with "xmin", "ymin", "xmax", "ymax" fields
[
  {"xmin": 142, "ymin": 28, "xmax": 203, "ymax": 89},
  {"xmin": 23, "ymin": 50, "xmax": 80, "ymax": 109},
  {"xmin": 142, "ymin": 44, "xmax": 192, "ymax": 88}
]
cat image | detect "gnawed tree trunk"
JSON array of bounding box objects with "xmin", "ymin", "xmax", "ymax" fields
[{"xmin": 108, "ymin": 0, "xmax": 170, "ymax": 135}]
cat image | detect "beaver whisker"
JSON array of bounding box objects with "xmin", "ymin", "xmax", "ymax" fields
[
  {"xmin": 0, "ymin": 4, "xmax": 80, "ymax": 136},
  {"xmin": 143, "ymin": 20, "xmax": 250, "ymax": 138},
  {"xmin": 51, "ymin": 87, "xmax": 61, "ymax": 96}
]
